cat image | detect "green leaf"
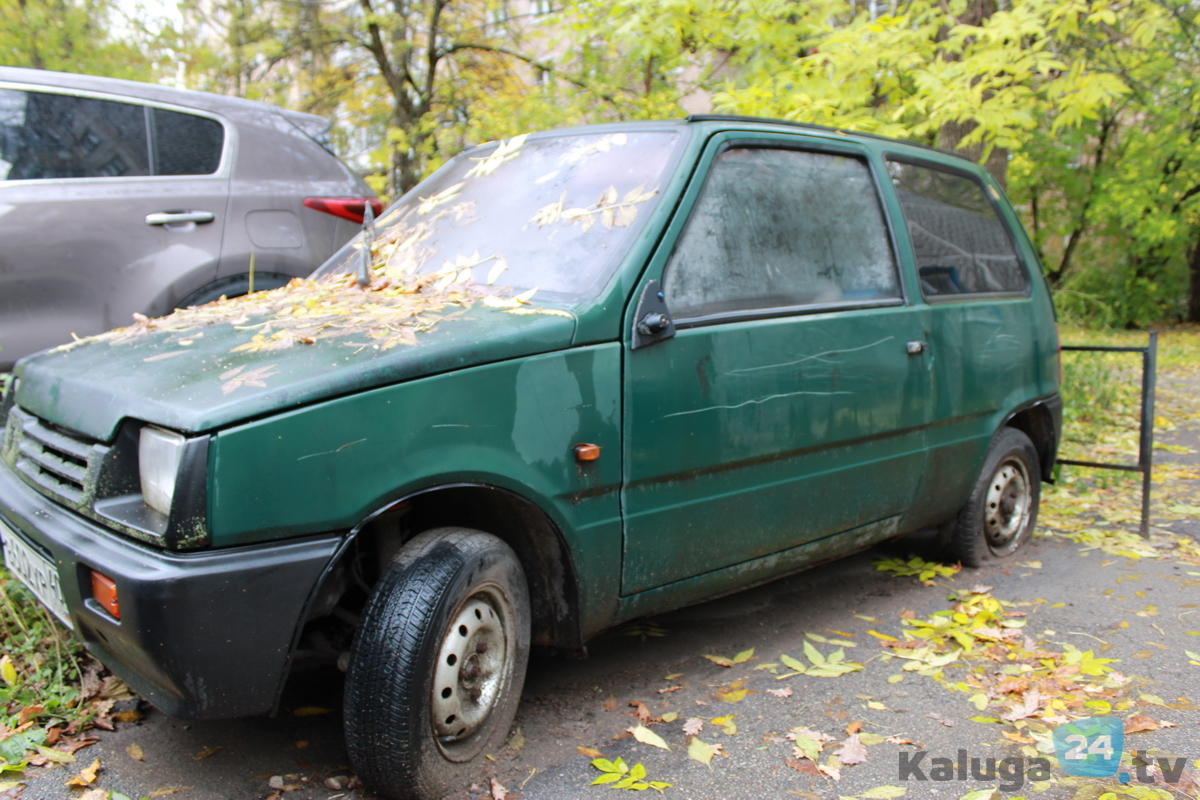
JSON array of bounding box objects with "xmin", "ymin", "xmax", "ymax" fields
[
  {"xmin": 793, "ymin": 734, "xmax": 821, "ymax": 762},
  {"xmin": 592, "ymin": 772, "xmax": 623, "ymax": 784},
  {"xmin": 733, "ymin": 648, "xmax": 755, "ymax": 663},
  {"xmin": 780, "ymin": 654, "xmax": 807, "ymax": 673},
  {"xmin": 803, "ymin": 640, "xmax": 826, "ymax": 666},
  {"xmin": 859, "ymin": 786, "xmax": 907, "ymax": 799}
]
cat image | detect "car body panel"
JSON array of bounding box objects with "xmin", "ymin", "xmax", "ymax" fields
[{"xmin": 12, "ymin": 306, "xmax": 577, "ymax": 441}]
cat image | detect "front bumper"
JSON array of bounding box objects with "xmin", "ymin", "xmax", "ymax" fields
[{"xmin": 0, "ymin": 456, "xmax": 342, "ymax": 719}]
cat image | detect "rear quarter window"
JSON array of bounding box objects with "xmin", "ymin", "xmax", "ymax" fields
[{"xmin": 886, "ymin": 159, "xmax": 1029, "ymax": 298}]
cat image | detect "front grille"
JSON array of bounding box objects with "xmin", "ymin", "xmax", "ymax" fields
[{"xmin": 7, "ymin": 408, "xmax": 99, "ymax": 506}]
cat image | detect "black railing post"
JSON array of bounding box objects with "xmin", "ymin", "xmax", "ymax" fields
[
  {"xmin": 1138, "ymin": 332, "xmax": 1157, "ymax": 538},
  {"xmin": 1056, "ymin": 332, "xmax": 1158, "ymax": 539}
]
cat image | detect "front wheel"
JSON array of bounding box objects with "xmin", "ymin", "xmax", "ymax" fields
[
  {"xmin": 344, "ymin": 528, "xmax": 530, "ymax": 800},
  {"xmin": 947, "ymin": 427, "xmax": 1041, "ymax": 568}
]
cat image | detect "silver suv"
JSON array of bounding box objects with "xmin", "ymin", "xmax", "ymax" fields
[{"xmin": 0, "ymin": 67, "xmax": 376, "ymax": 370}]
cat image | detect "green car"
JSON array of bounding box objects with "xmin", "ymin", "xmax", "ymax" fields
[{"xmin": 0, "ymin": 116, "xmax": 1060, "ymax": 799}]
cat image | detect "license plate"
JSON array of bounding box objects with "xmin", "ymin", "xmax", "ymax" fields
[{"xmin": 0, "ymin": 519, "xmax": 73, "ymax": 629}]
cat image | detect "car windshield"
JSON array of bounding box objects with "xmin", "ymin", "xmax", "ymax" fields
[{"xmin": 313, "ymin": 129, "xmax": 681, "ymax": 300}]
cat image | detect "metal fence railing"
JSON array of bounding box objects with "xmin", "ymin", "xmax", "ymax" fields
[{"xmin": 1056, "ymin": 332, "xmax": 1158, "ymax": 538}]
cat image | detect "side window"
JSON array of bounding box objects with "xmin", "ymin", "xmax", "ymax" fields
[
  {"xmin": 152, "ymin": 108, "xmax": 224, "ymax": 175},
  {"xmin": 0, "ymin": 90, "xmax": 149, "ymax": 180},
  {"xmin": 663, "ymin": 147, "xmax": 900, "ymax": 321},
  {"xmin": 886, "ymin": 160, "xmax": 1029, "ymax": 297}
]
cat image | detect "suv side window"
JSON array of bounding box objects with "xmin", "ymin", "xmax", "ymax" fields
[
  {"xmin": 663, "ymin": 146, "xmax": 900, "ymax": 321},
  {"xmin": 886, "ymin": 159, "xmax": 1029, "ymax": 297},
  {"xmin": 0, "ymin": 89, "xmax": 149, "ymax": 180},
  {"xmin": 0, "ymin": 90, "xmax": 225, "ymax": 181},
  {"xmin": 152, "ymin": 108, "xmax": 224, "ymax": 175}
]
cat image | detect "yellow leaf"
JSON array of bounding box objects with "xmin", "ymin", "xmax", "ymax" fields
[
  {"xmin": 631, "ymin": 724, "xmax": 670, "ymax": 751},
  {"xmin": 718, "ymin": 688, "xmax": 749, "ymax": 703},
  {"xmin": 867, "ymin": 630, "xmax": 897, "ymax": 641},
  {"xmin": 858, "ymin": 785, "xmax": 907, "ymax": 799},
  {"xmin": 661, "ymin": 711, "xmax": 678, "ymax": 723},
  {"xmin": 35, "ymin": 746, "xmax": 75, "ymax": 764},
  {"xmin": 886, "ymin": 674, "xmax": 904, "ymax": 684},
  {"xmin": 0, "ymin": 656, "xmax": 16, "ymax": 687},
  {"xmin": 867, "ymin": 701, "xmax": 887, "ymax": 710},
  {"xmin": 688, "ymin": 737, "xmax": 719, "ymax": 767},
  {"xmin": 292, "ymin": 706, "xmax": 333, "ymax": 717},
  {"xmin": 65, "ymin": 758, "xmax": 101, "ymax": 788},
  {"xmin": 733, "ymin": 648, "xmax": 755, "ymax": 663},
  {"xmin": 148, "ymin": 788, "xmax": 192, "ymax": 797}
]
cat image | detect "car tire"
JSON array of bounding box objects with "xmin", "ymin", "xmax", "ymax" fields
[
  {"xmin": 176, "ymin": 271, "xmax": 295, "ymax": 308},
  {"xmin": 947, "ymin": 427, "xmax": 1040, "ymax": 568},
  {"xmin": 344, "ymin": 527, "xmax": 530, "ymax": 800}
]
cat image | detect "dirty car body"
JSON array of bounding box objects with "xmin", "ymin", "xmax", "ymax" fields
[{"xmin": 0, "ymin": 117, "xmax": 1060, "ymax": 798}]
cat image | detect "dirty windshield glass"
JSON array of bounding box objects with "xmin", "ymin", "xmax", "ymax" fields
[{"xmin": 315, "ymin": 130, "xmax": 681, "ymax": 300}]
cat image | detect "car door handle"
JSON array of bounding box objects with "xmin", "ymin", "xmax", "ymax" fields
[
  {"xmin": 906, "ymin": 340, "xmax": 927, "ymax": 355},
  {"xmin": 145, "ymin": 210, "xmax": 215, "ymax": 226}
]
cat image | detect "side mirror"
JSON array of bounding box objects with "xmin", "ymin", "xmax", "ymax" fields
[{"xmin": 631, "ymin": 280, "xmax": 676, "ymax": 350}]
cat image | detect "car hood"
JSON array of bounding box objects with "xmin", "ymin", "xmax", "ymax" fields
[{"xmin": 13, "ymin": 303, "xmax": 577, "ymax": 442}]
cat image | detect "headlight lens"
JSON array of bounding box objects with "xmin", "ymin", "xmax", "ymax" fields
[{"xmin": 139, "ymin": 425, "xmax": 187, "ymax": 517}]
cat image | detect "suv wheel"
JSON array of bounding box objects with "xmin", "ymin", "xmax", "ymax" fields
[
  {"xmin": 344, "ymin": 528, "xmax": 530, "ymax": 800},
  {"xmin": 948, "ymin": 427, "xmax": 1040, "ymax": 568},
  {"xmin": 177, "ymin": 271, "xmax": 295, "ymax": 308}
]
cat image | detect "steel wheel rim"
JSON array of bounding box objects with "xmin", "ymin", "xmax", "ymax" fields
[
  {"xmin": 431, "ymin": 587, "xmax": 511, "ymax": 747},
  {"xmin": 984, "ymin": 457, "xmax": 1031, "ymax": 552}
]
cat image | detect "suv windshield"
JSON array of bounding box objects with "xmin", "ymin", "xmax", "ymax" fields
[{"xmin": 314, "ymin": 130, "xmax": 681, "ymax": 300}]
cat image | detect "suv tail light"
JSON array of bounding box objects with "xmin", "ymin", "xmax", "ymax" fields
[{"xmin": 303, "ymin": 197, "xmax": 383, "ymax": 224}]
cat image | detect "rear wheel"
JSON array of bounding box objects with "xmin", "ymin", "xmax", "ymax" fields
[
  {"xmin": 947, "ymin": 427, "xmax": 1040, "ymax": 568},
  {"xmin": 344, "ymin": 528, "xmax": 530, "ymax": 800}
]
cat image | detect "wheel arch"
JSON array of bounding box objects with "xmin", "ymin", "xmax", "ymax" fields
[
  {"xmin": 1001, "ymin": 395, "xmax": 1061, "ymax": 483},
  {"xmin": 339, "ymin": 483, "xmax": 583, "ymax": 651}
]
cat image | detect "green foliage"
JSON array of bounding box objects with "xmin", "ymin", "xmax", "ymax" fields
[
  {"xmin": 0, "ymin": 566, "xmax": 84, "ymax": 765},
  {"xmin": 0, "ymin": 0, "xmax": 160, "ymax": 79},
  {"xmin": 590, "ymin": 756, "xmax": 671, "ymax": 792},
  {"xmin": 873, "ymin": 556, "xmax": 961, "ymax": 585}
]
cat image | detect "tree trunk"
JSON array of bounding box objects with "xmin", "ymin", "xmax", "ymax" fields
[
  {"xmin": 936, "ymin": 119, "xmax": 1009, "ymax": 190},
  {"xmin": 1188, "ymin": 238, "xmax": 1200, "ymax": 323}
]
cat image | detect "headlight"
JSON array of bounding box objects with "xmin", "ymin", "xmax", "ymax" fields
[{"xmin": 139, "ymin": 425, "xmax": 187, "ymax": 517}]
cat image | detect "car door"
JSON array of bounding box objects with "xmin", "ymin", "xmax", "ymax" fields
[
  {"xmin": 883, "ymin": 157, "xmax": 1046, "ymax": 523},
  {"xmin": 0, "ymin": 86, "xmax": 228, "ymax": 365},
  {"xmin": 620, "ymin": 134, "xmax": 932, "ymax": 595}
]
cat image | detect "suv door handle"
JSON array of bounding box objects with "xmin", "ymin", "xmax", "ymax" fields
[
  {"xmin": 906, "ymin": 340, "xmax": 927, "ymax": 355},
  {"xmin": 145, "ymin": 210, "xmax": 215, "ymax": 226}
]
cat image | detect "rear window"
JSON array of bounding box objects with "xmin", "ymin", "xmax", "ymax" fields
[
  {"xmin": 886, "ymin": 159, "xmax": 1029, "ymax": 297},
  {"xmin": 152, "ymin": 108, "xmax": 224, "ymax": 175}
]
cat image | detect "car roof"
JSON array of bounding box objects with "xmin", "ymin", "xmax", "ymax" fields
[
  {"xmin": 685, "ymin": 114, "xmax": 976, "ymax": 165},
  {"xmin": 0, "ymin": 67, "xmax": 330, "ymax": 138}
]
